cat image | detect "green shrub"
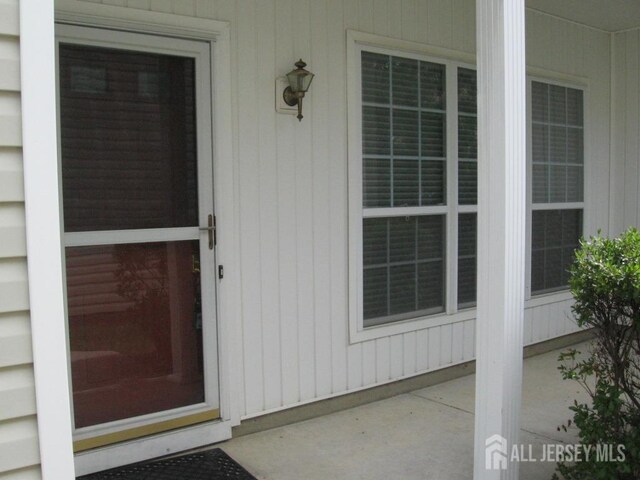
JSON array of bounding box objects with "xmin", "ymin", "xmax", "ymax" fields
[{"xmin": 554, "ymin": 228, "xmax": 640, "ymax": 479}]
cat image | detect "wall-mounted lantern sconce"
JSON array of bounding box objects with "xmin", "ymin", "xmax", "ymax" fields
[{"xmin": 282, "ymin": 59, "xmax": 314, "ymax": 121}]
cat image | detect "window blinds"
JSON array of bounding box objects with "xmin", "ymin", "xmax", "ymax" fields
[
  {"xmin": 361, "ymin": 51, "xmax": 448, "ymax": 326},
  {"xmin": 361, "ymin": 52, "xmax": 446, "ymax": 209},
  {"xmin": 531, "ymin": 81, "xmax": 584, "ymax": 294},
  {"xmin": 363, "ymin": 216, "xmax": 445, "ymax": 325},
  {"xmin": 458, "ymin": 68, "xmax": 477, "ymax": 205}
]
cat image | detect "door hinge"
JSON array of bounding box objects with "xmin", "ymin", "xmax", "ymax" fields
[{"xmin": 218, "ymin": 265, "xmax": 224, "ymax": 279}]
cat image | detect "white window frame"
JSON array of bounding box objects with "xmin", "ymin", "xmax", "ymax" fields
[
  {"xmin": 525, "ymin": 75, "xmax": 588, "ymax": 301},
  {"xmin": 347, "ymin": 31, "xmax": 478, "ymax": 343},
  {"xmin": 347, "ymin": 32, "xmax": 590, "ymax": 343}
]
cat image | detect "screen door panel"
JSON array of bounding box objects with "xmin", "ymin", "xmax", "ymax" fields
[
  {"xmin": 59, "ymin": 43, "xmax": 209, "ymax": 430},
  {"xmin": 60, "ymin": 45, "xmax": 199, "ymax": 232}
]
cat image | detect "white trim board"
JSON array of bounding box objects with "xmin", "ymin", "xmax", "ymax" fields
[
  {"xmin": 55, "ymin": 0, "xmax": 229, "ymax": 40},
  {"xmin": 21, "ymin": 1, "xmax": 76, "ymax": 479}
]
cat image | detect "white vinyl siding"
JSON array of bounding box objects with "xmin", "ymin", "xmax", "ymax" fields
[
  {"xmin": 529, "ymin": 80, "xmax": 585, "ymax": 295},
  {"xmin": 0, "ymin": 0, "xmax": 42, "ymax": 478},
  {"xmin": 611, "ymin": 29, "xmax": 640, "ymax": 236},
  {"xmin": 54, "ymin": 0, "xmax": 610, "ymax": 421}
]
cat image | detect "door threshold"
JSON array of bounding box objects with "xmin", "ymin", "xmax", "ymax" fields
[
  {"xmin": 74, "ymin": 409, "xmax": 221, "ymax": 453},
  {"xmin": 74, "ymin": 419, "xmax": 232, "ymax": 477}
]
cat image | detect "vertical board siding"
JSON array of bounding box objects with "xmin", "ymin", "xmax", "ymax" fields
[
  {"xmin": 415, "ymin": 329, "xmax": 429, "ymax": 371},
  {"xmin": 524, "ymin": 300, "xmax": 577, "ymax": 346},
  {"xmin": 148, "ymin": 0, "xmax": 170, "ymax": 13},
  {"xmin": 256, "ymin": 0, "xmax": 281, "ymax": 413},
  {"xmin": 624, "ymin": 30, "xmax": 638, "ymax": 227},
  {"xmin": 275, "ymin": 0, "xmax": 301, "ymax": 408},
  {"xmin": 310, "ymin": 0, "xmax": 333, "ymax": 400},
  {"xmin": 375, "ymin": 337, "xmax": 390, "ymax": 383},
  {"xmin": 439, "ymin": 324, "xmax": 453, "ymax": 366},
  {"xmin": 69, "ymin": 0, "xmax": 609, "ymax": 420},
  {"xmin": 611, "ymin": 34, "xmax": 627, "ymax": 234},
  {"xmin": 327, "ymin": 0, "xmax": 349, "ymax": 397},
  {"xmin": 292, "ymin": 0, "xmax": 317, "ymax": 406},
  {"xmin": 426, "ymin": 0, "xmax": 451, "ymax": 48},
  {"xmin": 427, "ymin": 326, "xmax": 441, "ymax": 369},
  {"xmin": 613, "ymin": 30, "xmax": 640, "ymax": 234},
  {"xmin": 451, "ymin": 322, "xmax": 464, "ymax": 363},
  {"xmin": 402, "ymin": 331, "xmax": 416, "ymax": 376},
  {"xmin": 400, "ymin": 0, "xmax": 418, "ymax": 42},
  {"xmin": 361, "ymin": 340, "xmax": 376, "ymax": 386},
  {"xmin": 0, "ymin": 1, "xmax": 41, "ymax": 475},
  {"xmin": 235, "ymin": 0, "xmax": 264, "ymax": 416},
  {"xmin": 585, "ymin": 27, "xmax": 614, "ymax": 237},
  {"xmin": 389, "ymin": 335, "xmax": 403, "ymax": 379}
]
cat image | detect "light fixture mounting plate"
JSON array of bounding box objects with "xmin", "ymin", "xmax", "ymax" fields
[{"xmin": 275, "ymin": 76, "xmax": 297, "ymax": 115}]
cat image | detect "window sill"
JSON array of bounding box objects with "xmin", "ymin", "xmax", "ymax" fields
[
  {"xmin": 349, "ymin": 308, "xmax": 477, "ymax": 344},
  {"xmin": 349, "ymin": 290, "xmax": 574, "ymax": 344},
  {"xmin": 526, "ymin": 289, "xmax": 573, "ymax": 308}
]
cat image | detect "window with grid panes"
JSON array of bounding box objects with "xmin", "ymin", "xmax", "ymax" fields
[
  {"xmin": 530, "ymin": 81, "xmax": 584, "ymax": 294},
  {"xmin": 457, "ymin": 68, "xmax": 477, "ymax": 308},
  {"xmin": 360, "ymin": 50, "xmax": 478, "ymax": 327}
]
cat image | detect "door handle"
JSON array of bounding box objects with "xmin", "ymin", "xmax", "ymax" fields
[
  {"xmin": 192, "ymin": 254, "xmax": 201, "ymax": 273},
  {"xmin": 199, "ymin": 214, "xmax": 215, "ymax": 250}
]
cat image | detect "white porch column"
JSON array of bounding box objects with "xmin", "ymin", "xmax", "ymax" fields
[{"xmin": 473, "ymin": 0, "xmax": 526, "ymax": 479}]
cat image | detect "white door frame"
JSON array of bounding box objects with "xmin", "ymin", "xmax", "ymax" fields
[{"xmin": 22, "ymin": 2, "xmax": 240, "ymax": 478}]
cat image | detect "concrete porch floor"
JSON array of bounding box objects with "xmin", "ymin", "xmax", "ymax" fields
[{"xmin": 219, "ymin": 341, "xmax": 592, "ymax": 480}]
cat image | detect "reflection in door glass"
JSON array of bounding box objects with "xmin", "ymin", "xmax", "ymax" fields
[{"xmin": 66, "ymin": 241, "xmax": 205, "ymax": 428}]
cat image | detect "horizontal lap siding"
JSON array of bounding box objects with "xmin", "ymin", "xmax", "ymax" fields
[
  {"xmin": 0, "ymin": 0, "xmax": 41, "ymax": 478},
  {"xmin": 76, "ymin": 0, "xmax": 610, "ymax": 419}
]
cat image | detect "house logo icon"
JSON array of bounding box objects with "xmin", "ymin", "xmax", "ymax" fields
[{"xmin": 485, "ymin": 434, "xmax": 508, "ymax": 470}]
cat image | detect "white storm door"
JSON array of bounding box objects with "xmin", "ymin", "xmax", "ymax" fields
[{"xmin": 56, "ymin": 25, "xmax": 220, "ymax": 452}]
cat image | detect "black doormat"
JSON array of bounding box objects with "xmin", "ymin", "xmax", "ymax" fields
[{"xmin": 77, "ymin": 449, "xmax": 257, "ymax": 480}]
